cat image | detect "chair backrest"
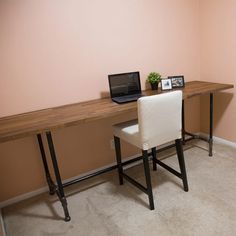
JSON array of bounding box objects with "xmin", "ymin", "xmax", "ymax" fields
[{"xmin": 137, "ymin": 91, "xmax": 182, "ymax": 150}]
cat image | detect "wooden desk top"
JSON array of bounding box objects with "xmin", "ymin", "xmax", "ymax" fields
[{"xmin": 0, "ymin": 81, "xmax": 233, "ymax": 143}]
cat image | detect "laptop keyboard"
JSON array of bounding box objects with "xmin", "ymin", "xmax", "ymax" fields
[
  {"xmin": 113, "ymin": 94, "xmax": 143, "ymax": 103},
  {"xmin": 122, "ymin": 94, "xmax": 142, "ymax": 99}
]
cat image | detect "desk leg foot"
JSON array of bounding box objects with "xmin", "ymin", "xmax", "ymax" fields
[
  {"xmin": 209, "ymin": 138, "xmax": 213, "ymax": 157},
  {"xmin": 65, "ymin": 216, "xmax": 71, "ymax": 222},
  {"xmin": 61, "ymin": 197, "xmax": 71, "ymax": 222}
]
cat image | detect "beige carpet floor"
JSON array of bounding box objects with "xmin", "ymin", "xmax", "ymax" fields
[{"xmin": 2, "ymin": 140, "xmax": 236, "ymax": 236}]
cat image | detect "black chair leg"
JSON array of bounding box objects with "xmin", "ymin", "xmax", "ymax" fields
[
  {"xmin": 151, "ymin": 147, "xmax": 157, "ymax": 171},
  {"xmin": 114, "ymin": 136, "xmax": 123, "ymax": 185},
  {"xmin": 142, "ymin": 150, "xmax": 154, "ymax": 210},
  {"xmin": 175, "ymin": 139, "xmax": 188, "ymax": 192}
]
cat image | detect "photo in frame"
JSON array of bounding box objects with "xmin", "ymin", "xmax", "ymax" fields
[
  {"xmin": 161, "ymin": 78, "xmax": 172, "ymax": 90},
  {"xmin": 168, "ymin": 75, "xmax": 185, "ymax": 88}
]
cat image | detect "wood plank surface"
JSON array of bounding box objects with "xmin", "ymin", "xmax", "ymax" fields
[{"xmin": 0, "ymin": 81, "xmax": 233, "ymax": 143}]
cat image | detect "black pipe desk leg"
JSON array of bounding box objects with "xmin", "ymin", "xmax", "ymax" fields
[
  {"xmin": 142, "ymin": 150, "xmax": 154, "ymax": 210},
  {"xmin": 37, "ymin": 134, "xmax": 56, "ymax": 195},
  {"xmin": 182, "ymin": 100, "xmax": 186, "ymax": 144},
  {"xmin": 151, "ymin": 147, "xmax": 157, "ymax": 171},
  {"xmin": 114, "ymin": 136, "xmax": 124, "ymax": 185},
  {"xmin": 46, "ymin": 132, "xmax": 71, "ymax": 222},
  {"xmin": 175, "ymin": 139, "xmax": 188, "ymax": 192},
  {"xmin": 209, "ymin": 93, "xmax": 213, "ymax": 156}
]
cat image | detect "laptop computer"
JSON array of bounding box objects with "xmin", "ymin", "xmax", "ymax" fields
[{"xmin": 108, "ymin": 71, "xmax": 143, "ymax": 104}]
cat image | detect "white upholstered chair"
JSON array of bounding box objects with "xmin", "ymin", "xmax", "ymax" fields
[{"xmin": 113, "ymin": 91, "xmax": 188, "ymax": 210}]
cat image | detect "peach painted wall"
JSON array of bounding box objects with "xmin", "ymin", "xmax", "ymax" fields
[
  {"xmin": 199, "ymin": 0, "xmax": 235, "ymax": 142},
  {"xmin": 0, "ymin": 0, "xmax": 200, "ymax": 202}
]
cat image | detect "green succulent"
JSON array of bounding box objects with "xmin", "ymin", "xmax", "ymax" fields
[{"xmin": 147, "ymin": 72, "xmax": 161, "ymax": 84}]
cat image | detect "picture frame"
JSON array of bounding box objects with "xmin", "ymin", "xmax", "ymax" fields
[
  {"xmin": 161, "ymin": 78, "xmax": 172, "ymax": 90},
  {"xmin": 168, "ymin": 75, "xmax": 185, "ymax": 88}
]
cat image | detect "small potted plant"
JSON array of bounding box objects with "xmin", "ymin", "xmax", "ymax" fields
[{"xmin": 147, "ymin": 72, "xmax": 162, "ymax": 90}]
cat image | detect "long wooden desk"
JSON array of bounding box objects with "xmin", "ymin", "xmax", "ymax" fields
[{"xmin": 0, "ymin": 81, "xmax": 234, "ymax": 221}]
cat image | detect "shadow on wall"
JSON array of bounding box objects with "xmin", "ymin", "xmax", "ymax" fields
[
  {"xmin": 200, "ymin": 92, "xmax": 234, "ymax": 133},
  {"xmin": 100, "ymin": 91, "xmax": 110, "ymax": 99}
]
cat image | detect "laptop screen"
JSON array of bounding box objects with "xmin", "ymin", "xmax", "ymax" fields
[{"xmin": 108, "ymin": 72, "xmax": 141, "ymax": 98}]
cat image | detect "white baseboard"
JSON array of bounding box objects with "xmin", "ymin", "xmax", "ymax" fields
[
  {"xmin": 0, "ymin": 187, "xmax": 48, "ymax": 209},
  {"xmin": 0, "ymin": 209, "xmax": 6, "ymax": 236},
  {"xmin": 199, "ymin": 132, "xmax": 236, "ymax": 148},
  {"xmin": 213, "ymin": 136, "xmax": 236, "ymax": 148}
]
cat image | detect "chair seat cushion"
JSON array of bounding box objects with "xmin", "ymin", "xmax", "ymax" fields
[{"xmin": 113, "ymin": 119, "xmax": 143, "ymax": 149}]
